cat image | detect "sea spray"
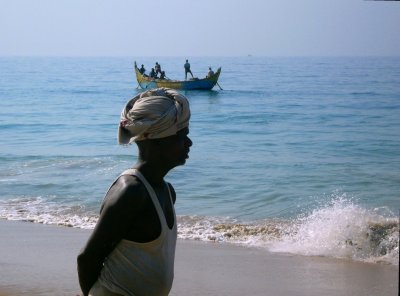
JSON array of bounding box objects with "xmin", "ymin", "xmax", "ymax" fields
[
  {"xmin": 268, "ymin": 196, "xmax": 399, "ymax": 265},
  {"xmin": 177, "ymin": 196, "xmax": 398, "ymax": 265}
]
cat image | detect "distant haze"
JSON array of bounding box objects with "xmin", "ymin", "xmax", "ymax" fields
[{"xmin": 1, "ymin": 0, "xmax": 399, "ymax": 56}]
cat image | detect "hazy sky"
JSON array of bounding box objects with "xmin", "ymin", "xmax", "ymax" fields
[{"xmin": 1, "ymin": 0, "xmax": 399, "ymax": 56}]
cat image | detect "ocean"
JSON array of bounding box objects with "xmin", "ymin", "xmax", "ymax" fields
[{"xmin": 0, "ymin": 56, "xmax": 399, "ymax": 265}]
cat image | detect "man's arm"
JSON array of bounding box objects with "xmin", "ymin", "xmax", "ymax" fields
[
  {"xmin": 77, "ymin": 206, "xmax": 116, "ymax": 296},
  {"xmin": 77, "ymin": 176, "xmax": 144, "ymax": 296}
]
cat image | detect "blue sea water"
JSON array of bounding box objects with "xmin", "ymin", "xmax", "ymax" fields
[{"xmin": 0, "ymin": 56, "xmax": 399, "ymax": 265}]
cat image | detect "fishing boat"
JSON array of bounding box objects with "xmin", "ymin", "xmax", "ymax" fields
[{"xmin": 134, "ymin": 62, "xmax": 222, "ymax": 90}]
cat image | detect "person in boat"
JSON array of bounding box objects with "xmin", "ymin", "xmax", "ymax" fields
[
  {"xmin": 184, "ymin": 59, "xmax": 194, "ymax": 80},
  {"xmin": 77, "ymin": 87, "xmax": 192, "ymax": 296},
  {"xmin": 155, "ymin": 62, "xmax": 162, "ymax": 76},
  {"xmin": 206, "ymin": 67, "xmax": 214, "ymax": 78},
  {"xmin": 150, "ymin": 68, "xmax": 157, "ymax": 78},
  {"xmin": 138, "ymin": 64, "xmax": 146, "ymax": 75},
  {"xmin": 159, "ymin": 71, "xmax": 166, "ymax": 80}
]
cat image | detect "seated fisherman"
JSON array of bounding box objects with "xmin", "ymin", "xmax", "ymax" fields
[
  {"xmin": 206, "ymin": 67, "xmax": 215, "ymax": 78},
  {"xmin": 150, "ymin": 68, "xmax": 157, "ymax": 78},
  {"xmin": 139, "ymin": 64, "xmax": 146, "ymax": 75},
  {"xmin": 159, "ymin": 71, "xmax": 166, "ymax": 80}
]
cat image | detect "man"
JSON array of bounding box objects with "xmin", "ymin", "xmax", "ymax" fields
[
  {"xmin": 155, "ymin": 62, "xmax": 162, "ymax": 75},
  {"xmin": 77, "ymin": 88, "xmax": 192, "ymax": 296},
  {"xmin": 184, "ymin": 59, "xmax": 194, "ymax": 80},
  {"xmin": 150, "ymin": 68, "xmax": 157, "ymax": 78},
  {"xmin": 159, "ymin": 70, "xmax": 166, "ymax": 80},
  {"xmin": 138, "ymin": 64, "xmax": 146, "ymax": 75},
  {"xmin": 206, "ymin": 67, "xmax": 214, "ymax": 78}
]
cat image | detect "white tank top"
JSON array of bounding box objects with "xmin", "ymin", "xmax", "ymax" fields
[{"xmin": 98, "ymin": 169, "xmax": 177, "ymax": 296}]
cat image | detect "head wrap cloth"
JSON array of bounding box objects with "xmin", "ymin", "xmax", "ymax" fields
[{"xmin": 118, "ymin": 88, "xmax": 190, "ymax": 144}]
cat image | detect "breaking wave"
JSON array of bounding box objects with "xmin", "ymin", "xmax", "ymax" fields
[
  {"xmin": 0, "ymin": 195, "xmax": 398, "ymax": 265},
  {"xmin": 177, "ymin": 196, "xmax": 398, "ymax": 265}
]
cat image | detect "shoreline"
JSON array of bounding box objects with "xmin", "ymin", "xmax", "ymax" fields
[{"xmin": 0, "ymin": 220, "xmax": 398, "ymax": 296}]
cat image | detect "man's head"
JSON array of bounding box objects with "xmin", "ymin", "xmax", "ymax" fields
[{"xmin": 118, "ymin": 88, "xmax": 191, "ymax": 145}]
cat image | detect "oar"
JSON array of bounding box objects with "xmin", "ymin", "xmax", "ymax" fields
[{"xmin": 216, "ymin": 82, "xmax": 223, "ymax": 90}]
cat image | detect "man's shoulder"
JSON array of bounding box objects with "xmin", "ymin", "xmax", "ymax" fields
[
  {"xmin": 117, "ymin": 174, "xmax": 147, "ymax": 196},
  {"xmin": 104, "ymin": 175, "xmax": 147, "ymax": 207}
]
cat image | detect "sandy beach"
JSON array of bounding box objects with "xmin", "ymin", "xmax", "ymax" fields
[{"xmin": 0, "ymin": 220, "xmax": 397, "ymax": 296}]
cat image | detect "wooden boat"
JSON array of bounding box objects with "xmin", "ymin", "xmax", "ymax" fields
[{"xmin": 134, "ymin": 62, "xmax": 222, "ymax": 90}]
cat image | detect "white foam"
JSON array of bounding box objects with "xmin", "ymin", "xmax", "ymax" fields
[
  {"xmin": 268, "ymin": 195, "xmax": 399, "ymax": 265},
  {"xmin": 0, "ymin": 197, "xmax": 97, "ymax": 229}
]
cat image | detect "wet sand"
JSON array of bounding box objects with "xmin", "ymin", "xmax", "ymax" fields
[{"xmin": 0, "ymin": 220, "xmax": 397, "ymax": 296}]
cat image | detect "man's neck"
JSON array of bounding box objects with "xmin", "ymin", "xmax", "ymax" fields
[{"xmin": 134, "ymin": 161, "xmax": 169, "ymax": 188}]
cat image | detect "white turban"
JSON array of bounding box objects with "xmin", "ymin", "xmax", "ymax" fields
[{"xmin": 118, "ymin": 88, "xmax": 191, "ymax": 144}]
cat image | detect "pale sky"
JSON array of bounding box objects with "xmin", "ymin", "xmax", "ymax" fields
[{"xmin": 1, "ymin": 0, "xmax": 399, "ymax": 56}]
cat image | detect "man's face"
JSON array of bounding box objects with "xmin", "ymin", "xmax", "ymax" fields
[{"xmin": 156, "ymin": 127, "xmax": 192, "ymax": 167}]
